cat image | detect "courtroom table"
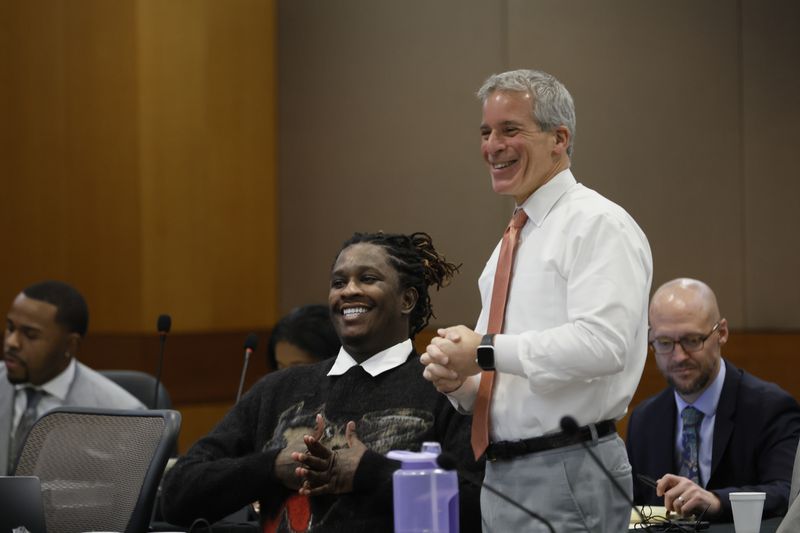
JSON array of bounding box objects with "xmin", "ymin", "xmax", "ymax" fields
[
  {"xmin": 629, "ymin": 516, "xmax": 782, "ymax": 532},
  {"xmin": 151, "ymin": 521, "xmax": 258, "ymax": 532},
  {"xmin": 709, "ymin": 516, "xmax": 781, "ymax": 532},
  {"xmin": 154, "ymin": 516, "xmax": 784, "ymax": 532},
  {"xmin": 156, "ymin": 517, "xmax": 783, "ymax": 532}
]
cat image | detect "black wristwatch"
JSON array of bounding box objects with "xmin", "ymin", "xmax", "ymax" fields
[{"xmin": 476, "ymin": 334, "xmax": 496, "ymax": 371}]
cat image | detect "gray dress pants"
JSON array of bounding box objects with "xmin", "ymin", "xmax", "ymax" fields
[{"xmin": 480, "ymin": 434, "xmax": 632, "ymax": 532}]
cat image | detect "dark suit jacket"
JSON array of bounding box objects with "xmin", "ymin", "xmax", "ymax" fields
[{"xmin": 626, "ymin": 359, "xmax": 800, "ymax": 521}]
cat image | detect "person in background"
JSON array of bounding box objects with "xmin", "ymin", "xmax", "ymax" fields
[
  {"xmin": 1, "ymin": 280, "xmax": 145, "ymax": 475},
  {"xmin": 266, "ymin": 304, "xmax": 340, "ymax": 371},
  {"xmin": 421, "ymin": 68, "xmax": 652, "ymax": 532},
  {"xmin": 162, "ymin": 232, "xmax": 482, "ymax": 533},
  {"xmin": 627, "ymin": 278, "xmax": 800, "ymax": 521},
  {"xmin": 777, "ymin": 441, "xmax": 800, "ymax": 532}
]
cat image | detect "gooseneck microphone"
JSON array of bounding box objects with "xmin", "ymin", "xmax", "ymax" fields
[
  {"xmin": 559, "ymin": 416, "xmax": 647, "ymax": 524},
  {"xmin": 153, "ymin": 314, "xmax": 172, "ymax": 408},
  {"xmin": 437, "ymin": 453, "xmax": 555, "ymax": 533},
  {"xmin": 236, "ymin": 333, "xmax": 258, "ymax": 403}
]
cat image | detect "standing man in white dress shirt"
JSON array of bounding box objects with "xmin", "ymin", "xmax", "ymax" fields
[
  {"xmin": 421, "ymin": 69, "xmax": 653, "ymax": 531},
  {"xmin": 2, "ymin": 280, "xmax": 145, "ymax": 474}
]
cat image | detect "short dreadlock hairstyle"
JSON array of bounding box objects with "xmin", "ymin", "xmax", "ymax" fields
[{"xmin": 335, "ymin": 232, "xmax": 460, "ymax": 338}]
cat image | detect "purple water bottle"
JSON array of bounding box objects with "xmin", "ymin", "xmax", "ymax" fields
[{"xmin": 388, "ymin": 442, "xmax": 459, "ymax": 533}]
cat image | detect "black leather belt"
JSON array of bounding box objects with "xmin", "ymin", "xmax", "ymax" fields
[{"xmin": 485, "ymin": 420, "xmax": 616, "ymax": 462}]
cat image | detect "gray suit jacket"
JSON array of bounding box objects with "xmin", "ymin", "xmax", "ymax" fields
[
  {"xmin": 1, "ymin": 361, "xmax": 146, "ymax": 475},
  {"xmin": 778, "ymin": 441, "xmax": 800, "ymax": 532}
]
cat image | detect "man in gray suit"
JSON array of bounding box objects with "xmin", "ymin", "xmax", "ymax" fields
[{"xmin": 2, "ymin": 280, "xmax": 144, "ymax": 474}]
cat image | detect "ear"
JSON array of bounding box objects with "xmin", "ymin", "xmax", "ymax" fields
[
  {"xmin": 65, "ymin": 332, "xmax": 82, "ymax": 358},
  {"xmin": 400, "ymin": 287, "xmax": 418, "ymax": 315},
  {"xmin": 717, "ymin": 318, "xmax": 729, "ymax": 346},
  {"xmin": 552, "ymin": 125, "xmax": 571, "ymax": 156}
]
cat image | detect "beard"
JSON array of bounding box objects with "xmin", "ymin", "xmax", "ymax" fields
[
  {"xmin": 2, "ymin": 353, "xmax": 30, "ymax": 384},
  {"xmin": 667, "ymin": 365, "xmax": 713, "ymax": 396}
]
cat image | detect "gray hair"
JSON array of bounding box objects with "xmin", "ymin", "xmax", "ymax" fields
[{"xmin": 477, "ymin": 69, "xmax": 576, "ymax": 157}]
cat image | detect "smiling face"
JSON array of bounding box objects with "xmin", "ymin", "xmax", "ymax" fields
[
  {"xmin": 480, "ymin": 90, "xmax": 570, "ymax": 204},
  {"xmin": 329, "ymin": 243, "xmax": 417, "ymax": 362},
  {"xmin": 4, "ymin": 293, "xmax": 77, "ymax": 385}
]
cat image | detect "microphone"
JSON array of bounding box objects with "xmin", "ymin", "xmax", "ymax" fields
[
  {"xmin": 437, "ymin": 453, "xmax": 555, "ymax": 533},
  {"xmin": 236, "ymin": 333, "xmax": 258, "ymax": 403},
  {"xmin": 153, "ymin": 314, "xmax": 171, "ymax": 408},
  {"xmin": 559, "ymin": 416, "xmax": 647, "ymax": 525}
]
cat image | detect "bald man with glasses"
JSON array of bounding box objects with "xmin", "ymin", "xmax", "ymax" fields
[{"xmin": 626, "ymin": 278, "xmax": 800, "ymax": 522}]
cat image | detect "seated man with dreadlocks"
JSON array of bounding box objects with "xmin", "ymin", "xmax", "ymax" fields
[{"xmin": 162, "ymin": 231, "xmax": 482, "ymax": 533}]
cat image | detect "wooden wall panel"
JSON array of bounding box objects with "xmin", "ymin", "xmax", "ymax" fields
[
  {"xmin": 277, "ymin": 0, "xmax": 511, "ymax": 324},
  {"xmin": 2, "ymin": 1, "xmax": 278, "ymax": 451},
  {"xmin": 0, "ymin": 0, "xmax": 143, "ymax": 330},
  {"xmin": 90, "ymin": 328, "xmax": 794, "ymax": 453},
  {"xmin": 81, "ymin": 328, "xmax": 271, "ymax": 454},
  {"xmin": 0, "ymin": 0, "xmax": 278, "ymax": 334},
  {"xmin": 137, "ymin": 0, "xmax": 278, "ymax": 333},
  {"xmin": 277, "ymin": 0, "xmax": 800, "ymax": 331},
  {"xmin": 2, "ymin": 0, "xmax": 799, "ymax": 454}
]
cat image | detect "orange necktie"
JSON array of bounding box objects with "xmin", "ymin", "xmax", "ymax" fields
[{"xmin": 471, "ymin": 208, "xmax": 528, "ymax": 460}]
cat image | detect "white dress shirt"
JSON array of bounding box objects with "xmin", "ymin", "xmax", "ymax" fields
[
  {"xmin": 12, "ymin": 357, "xmax": 77, "ymax": 431},
  {"xmin": 450, "ymin": 169, "xmax": 653, "ymax": 442}
]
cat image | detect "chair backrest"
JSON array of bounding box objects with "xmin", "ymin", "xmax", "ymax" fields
[
  {"xmin": 14, "ymin": 407, "xmax": 181, "ymax": 533},
  {"xmin": 100, "ymin": 369, "xmax": 173, "ymax": 409}
]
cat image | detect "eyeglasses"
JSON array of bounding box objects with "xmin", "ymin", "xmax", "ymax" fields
[{"xmin": 649, "ymin": 322, "xmax": 722, "ymax": 355}]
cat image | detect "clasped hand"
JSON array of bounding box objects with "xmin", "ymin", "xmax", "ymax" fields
[
  {"xmin": 421, "ymin": 325, "xmax": 483, "ymax": 393},
  {"xmin": 282, "ymin": 414, "xmax": 367, "ymax": 496}
]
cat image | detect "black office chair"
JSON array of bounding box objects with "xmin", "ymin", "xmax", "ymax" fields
[
  {"xmin": 14, "ymin": 407, "xmax": 181, "ymax": 533},
  {"xmin": 100, "ymin": 369, "xmax": 173, "ymax": 409}
]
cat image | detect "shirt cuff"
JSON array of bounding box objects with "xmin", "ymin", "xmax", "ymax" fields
[
  {"xmin": 446, "ymin": 374, "xmax": 479, "ymax": 413},
  {"xmin": 494, "ymin": 334, "xmax": 526, "ymax": 376}
]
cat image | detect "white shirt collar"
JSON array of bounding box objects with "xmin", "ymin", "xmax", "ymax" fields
[
  {"xmin": 327, "ymin": 339, "xmax": 413, "ymax": 377},
  {"xmin": 14, "ymin": 357, "xmax": 76, "ymax": 401},
  {"xmin": 517, "ymin": 168, "xmax": 575, "ymax": 227}
]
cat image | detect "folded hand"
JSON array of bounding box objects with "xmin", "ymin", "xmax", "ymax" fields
[{"xmin": 293, "ymin": 415, "xmax": 367, "ymax": 496}]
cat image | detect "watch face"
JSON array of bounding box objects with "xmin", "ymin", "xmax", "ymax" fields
[{"xmin": 477, "ymin": 345, "xmax": 494, "ymax": 370}]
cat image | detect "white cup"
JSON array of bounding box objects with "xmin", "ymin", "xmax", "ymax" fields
[{"xmin": 730, "ymin": 492, "xmax": 766, "ymax": 533}]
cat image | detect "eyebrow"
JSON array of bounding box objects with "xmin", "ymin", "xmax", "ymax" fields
[
  {"xmin": 6, "ymin": 319, "xmax": 42, "ymax": 334},
  {"xmin": 480, "ymin": 119, "xmax": 526, "ymax": 130},
  {"xmin": 331, "ymin": 265, "xmax": 382, "ymax": 277},
  {"xmin": 651, "ymin": 331, "xmax": 706, "ymax": 340}
]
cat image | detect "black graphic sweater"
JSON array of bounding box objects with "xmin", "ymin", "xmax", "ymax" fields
[{"xmin": 162, "ymin": 351, "xmax": 483, "ymax": 532}]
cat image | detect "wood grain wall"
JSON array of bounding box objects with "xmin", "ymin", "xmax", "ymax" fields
[
  {"xmin": 79, "ymin": 328, "xmax": 800, "ymax": 451},
  {"xmin": 0, "ymin": 0, "xmax": 277, "ymax": 452},
  {"xmin": 2, "ymin": 1, "xmax": 799, "ymax": 453},
  {"xmin": 0, "ymin": 0, "xmax": 277, "ymax": 334},
  {"xmin": 278, "ymin": 0, "xmax": 800, "ymax": 331}
]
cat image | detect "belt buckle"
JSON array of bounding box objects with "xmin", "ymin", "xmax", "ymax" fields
[{"xmin": 485, "ymin": 445, "xmax": 498, "ymax": 462}]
